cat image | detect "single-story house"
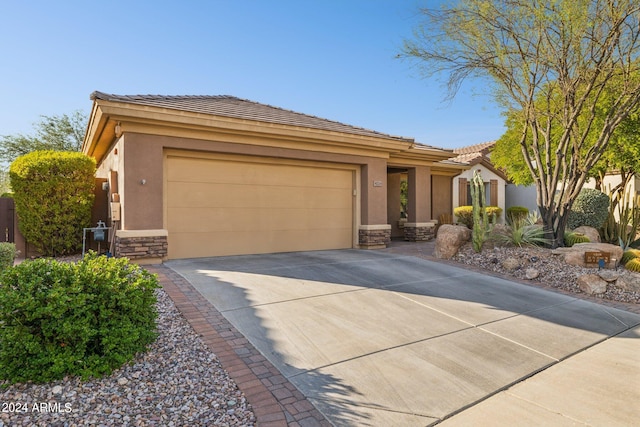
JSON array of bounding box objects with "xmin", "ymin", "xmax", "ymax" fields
[
  {"xmin": 82, "ymin": 92, "xmax": 466, "ymax": 263},
  {"xmin": 450, "ymin": 141, "xmax": 508, "ymax": 221}
]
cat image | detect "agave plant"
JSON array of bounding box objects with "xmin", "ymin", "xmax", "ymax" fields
[{"xmin": 492, "ymin": 211, "xmax": 551, "ymax": 247}]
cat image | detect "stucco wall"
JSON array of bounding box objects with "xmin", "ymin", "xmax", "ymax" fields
[{"xmin": 505, "ymin": 184, "xmax": 538, "ymax": 213}]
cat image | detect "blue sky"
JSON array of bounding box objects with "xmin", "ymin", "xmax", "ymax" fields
[{"xmin": 0, "ymin": 0, "xmax": 505, "ymax": 149}]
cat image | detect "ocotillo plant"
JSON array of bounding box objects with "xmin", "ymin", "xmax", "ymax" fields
[{"xmin": 470, "ymin": 170, "xmax": 489, "ymax": 252}]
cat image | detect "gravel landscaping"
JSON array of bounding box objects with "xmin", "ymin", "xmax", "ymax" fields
[
  {"xmin": 451, "ymin": 242, "xmax": 640, "ymax": 305},
  {"xmin": 0, "ymin": 288, "xmax": 256, "ymax": 426}
]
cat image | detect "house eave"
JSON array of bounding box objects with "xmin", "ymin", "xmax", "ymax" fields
[{"xmin": 83, "ymin": 99, "xmax": 419, "ymax": 164}]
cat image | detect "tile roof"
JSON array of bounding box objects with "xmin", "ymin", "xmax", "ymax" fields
[
  {"xmin": 90, "ymin": 91, "xmax": 415, "ymax": 142},
  {"xmin": 450, "ymin": 140, "xmax": 496, "ymax": 164},
  {"xmin": 452, "ymin": 140, "xmax": 496, "ymax": 156}
]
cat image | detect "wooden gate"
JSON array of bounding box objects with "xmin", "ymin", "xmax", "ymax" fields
[{"xmin": 0, "ymin": 198, "xmax": 15, "ymax": 243}]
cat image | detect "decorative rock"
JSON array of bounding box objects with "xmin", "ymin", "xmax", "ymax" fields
[
  {"xmin": 117, "ymin": 377, "xmax": 129, "ymax": 386},
  {"xmin": 615, "ymin": 272, "xmax": 640, "ymax": 293},
  {"xmin": 525, "ymin": 268, "xmax": 540, "ymax": 279},
  {"xmin": 52, "ymin": 385, "xmax": 63, "ymax": 395},
  {"xmin": 598, "ymin": 270, "xmax": 620, "ymax": 283},
  {"xmin": 557, "ymin": 243, "xmax": 623, "ymax": 268},
  {"xmin": 577, "ymin": 274, "xmax": 608, "ymax": 295},
  {"xmin": 434, "ymin": 225, "xmax": 471, "ymax": 259},
  {"xmin": 572, "ymin": 226, "xmax": 601, "ymax": 243},
  {"xmin": 502, "ymin": 257, "xmax": 520, "ymax": 271}
]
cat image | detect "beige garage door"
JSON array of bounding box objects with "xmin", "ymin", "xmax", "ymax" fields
[{"xmin": 165, "ymin": 154, "xmax": 355, "ymax": 258}]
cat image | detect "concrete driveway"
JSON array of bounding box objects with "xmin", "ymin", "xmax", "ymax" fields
[{"xmin": 166, "ymin": 250, "xmax": 640, "ymax": 426}]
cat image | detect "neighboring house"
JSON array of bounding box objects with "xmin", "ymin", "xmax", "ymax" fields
[
  {"xmin": 83, "ymin": 92, "xmax": 466, "ymax": 263},
  {"xmin": 450, "ymin": 141, "xmax": 508, "ymax": 221},
  {"xmin": 583, "ymin": 172, "xmax": 640, "ymax": 198}
]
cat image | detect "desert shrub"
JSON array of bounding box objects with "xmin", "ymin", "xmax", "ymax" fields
[
  {"xmin": 567, "ymin": 188, "xmax": 610, "ymax": 230},
  {"xmin": 454, "ymin": 206, "xmax": 474, "ymax": 228},
  {"xmin": 0, "ymin": 243, "xmax": 17, "ymax": 272},
  {"xmin": 0, "ymin": 253, "xmax": 159, "ymax": 384},
  {"xmin": 506, "ymin": 206, "xmax": 529, "ymax": 224},
  {"xmin": 491, "ymin": 211, "xmax": 550, "ymax": 247},
  {"xmin": 486, "ymin": 206, "xmax": 503, "ymax": 222},
  {"xmin": 9, "ymin": 151, "xmax": 96, "ymax": 257},
  {"xmin": 454, "ymin": 205, "xmax": 502, "ymax": 229},
  {"xmin": 564, "ymin": 232, "xmax": 590, "ymax": 247}
]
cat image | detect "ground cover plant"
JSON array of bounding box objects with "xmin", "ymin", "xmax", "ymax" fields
[{"xmin": 0, "ymin": 253, "xmax": 159, "ymax": 384}]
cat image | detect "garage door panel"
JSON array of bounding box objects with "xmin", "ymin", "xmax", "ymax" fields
[
  {"xmin": 166, "ymin": 155, "xmax": 355, "ymax": 258},
  {"xmin": 170, "ymin": 228, "xmax": 352, "ymax": 258},
  {"xmin": 168, "ymin": 207, "xmax": 353, "ymax": 234},
  {"xmin": 168, "ymin": 181, "xmax": 351, "ymax": 209},
  {"xmin": 168, "ymin": 157, "xmax": 352, "ymax": 188}
]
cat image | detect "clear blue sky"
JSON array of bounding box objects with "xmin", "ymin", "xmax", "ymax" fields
[{"xmin": 0, "ymin": 0, "xmax": 505, "ymax": 149}]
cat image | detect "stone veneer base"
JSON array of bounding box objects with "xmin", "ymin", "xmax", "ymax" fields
[
  {"xmin": 403, "ymin": 222, "xmax": 437, "ymax": 242},
  {"xmin": 115, "ymin": 230, "xmax": 168, "ymax": 262},
  {"xmin": 358, "ymin": 225, "xmax": 391, "ymax": 247}
]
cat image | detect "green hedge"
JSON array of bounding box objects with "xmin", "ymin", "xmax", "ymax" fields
[
  {"xmin": 454, "ymin": 205, "xmax": 503, "ymax": 228},
  {"xmin": 567, "ymin": 188, "xmax": 610, "ymax": 230},
  {"xmin": 10, "ymin": 151, "xmax": 96, "ymax": 256},
  {"xmin": 0, "ymin": 253, "xmax": 159, "ymax": 384}
]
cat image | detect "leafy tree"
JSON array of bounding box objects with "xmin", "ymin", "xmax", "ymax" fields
[
  {"xmin": 402, "ymin": 0, "xmax": 640, "ymax": 247},
  {"xmin": 0, "ymin": 110, "xmax": 87, "ymax": 164}
]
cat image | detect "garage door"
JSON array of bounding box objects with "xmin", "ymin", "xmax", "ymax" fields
[{"xmin": 165, "ymin": 154, "xmax": 355, "ymax": 258}]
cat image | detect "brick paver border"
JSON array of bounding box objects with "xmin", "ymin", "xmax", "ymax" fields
[{"xmin": 146, "ymin": 265, "xmax": 331, "ymax": 427}]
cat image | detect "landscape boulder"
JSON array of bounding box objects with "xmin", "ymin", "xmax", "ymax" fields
[
  {"xmin": 615, "ymin": 272, "xmax": 640, "ymax": 293},
  {"xmin": 577, "ymin": 274, "xmax": 608, "ymax": 295},
  {"xmin": 572, "ymin": 226, "xmax": 601, "ymax": 243},
  {"xmin": 552, "ymin": 242, "xmax": 623, "ymax": 268},
  {"xmin": 434, "ymin": 224, "xmax": 471, "ymax": 259}
]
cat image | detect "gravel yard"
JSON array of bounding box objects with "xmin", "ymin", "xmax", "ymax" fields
[
  {"xmin": 451, "ymin": 242, "xmax": 640, "ymax": 305},
  {"xmin": 0, "ymin": 288, "xmax": 256, "ymax": 426}
]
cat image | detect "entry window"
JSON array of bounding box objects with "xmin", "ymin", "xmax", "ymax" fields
[{"xmin": 466, "ymin": 182, "xmax": 490, "ymax": 206}]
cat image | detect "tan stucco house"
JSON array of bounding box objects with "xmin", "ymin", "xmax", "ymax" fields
[{"xmin": 82, "ymin": 92, "xmax": 466, "ymax": 263}]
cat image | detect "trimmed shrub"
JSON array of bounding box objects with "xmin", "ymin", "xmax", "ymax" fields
[
  {"xmin": 10, "ymin": 151, "xmax": 96, "ymax": 256},
  {"xmin": 454, "ymin": 206, "xmax": 474, "ymax": 228},
  {"xmin": 564, "ymin": 232, "xmax": 590, "ymax": 247},
  {"xmin": 506, "ymin": 206, "xmax": 529, "ymax": 224},
  {"xmin": 567, "ymin": 188, "xmax": 610, "ymax": 230},
  {"xmin": 0, "ymin": 242, "xmax": 17, "ymax": 272},
  {"xmin": 454, "ymin": 205, "xmax": 502, "ymax": 229},
  {"xmin": 0, "ymin": 253, "xmax": 159, "ymax": 384}
]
